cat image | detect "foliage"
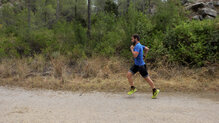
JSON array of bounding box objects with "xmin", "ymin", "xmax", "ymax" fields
[
  {"xmin": 0, "ymin": 0, "xmax": 218, "ymax": 67},
  {"xmin": 104, "ymin": 0, "xmax": 119, "ymax": 16},
  {"xmin": 164, "ymin": 20, "xmax": 218, "ymax": 66}
]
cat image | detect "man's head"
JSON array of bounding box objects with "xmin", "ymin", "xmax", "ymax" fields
[{"xmin": 131, "ymin": 34, "xmax": 140, "ymax": 45}]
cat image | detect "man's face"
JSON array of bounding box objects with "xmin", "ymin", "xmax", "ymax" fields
[{"xmin": 131, "ymin": 37, "xmax": 136, "ymax": 45}]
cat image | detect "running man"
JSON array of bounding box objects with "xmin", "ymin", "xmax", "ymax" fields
[{"xmin": 127, "ymin": 34, "xmax": 160, "ymax": 99}]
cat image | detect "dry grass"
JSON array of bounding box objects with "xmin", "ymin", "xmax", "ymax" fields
[{"xmin": 0, "ymin": 55, "xmax": 218, "ymax": 92}]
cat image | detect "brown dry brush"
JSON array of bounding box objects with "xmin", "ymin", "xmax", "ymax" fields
[{"xmin": 0, "ymin": 55, "xmax": 218, "ymax": 92}]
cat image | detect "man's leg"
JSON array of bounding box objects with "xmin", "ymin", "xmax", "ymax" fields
[
  {"xmin": 144, "ymin": 76, "xmax": 160, "ymax": 99},
  {"xmin": 144, "ymin": 76, "xmax": 155, "ymax": 89},
  {"xmin": 139, "ymin": 65, "xmax": 155, "ymax": 89},
  {"xmin": 127, "ymin": 65, "xmax": 138, "ymax": 95},
  {"xmin": 127, "ymin": 65, "xmax": 138, "ymax": 88},
  {"xmin": 139, "ymin": 65, "xmax": 160, "ymax": 98},
  {"xmin": 127, "ymin": 71, "xmax": 134, "ymax": 87}
]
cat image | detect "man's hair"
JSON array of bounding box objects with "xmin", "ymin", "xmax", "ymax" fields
[{"xmin": 132, "ymin": 34, "xmax": 140, "ymax": 41}]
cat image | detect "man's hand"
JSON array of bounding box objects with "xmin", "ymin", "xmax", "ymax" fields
[{"xmin": 130, "ymin": 45, "xmax": 134, "ymax": 51}]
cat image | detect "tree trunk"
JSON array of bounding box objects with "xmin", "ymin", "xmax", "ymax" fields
[
  {"xmin": 45, "ymin": 0, "xmax": 49, "ymax": 23},
  {"xmin": 134, "ymin": 0, "xmax": 136, "ymax": 10},
  {"xmin": 148, "ymin": 0, "xmax": 151, "ymax": 14},
  {"xmin": 56, "ymin": 0, "xmax": 60, "ymax": 21},
  {"xmin": 143, "ymin": 0, "xmax": 146, "ymax": 13},
  {"xmin": 75, "ymin": 0, "xmax": 77, "ymax": 18},
  {"xmin": 126, "ymin": 0, "xmax": 130, "ymax": 13},
  {"xmin": 87, "ymin": 0, "xmax": 91, "ymax": 38},
  {"xmin": 28, "ymin": 0, "xmax": 31, "ymax": 30}
]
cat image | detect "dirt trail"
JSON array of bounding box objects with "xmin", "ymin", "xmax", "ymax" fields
[{"xmin": 0, "ymin": 86, "xmax": 219, "ymax": 123}]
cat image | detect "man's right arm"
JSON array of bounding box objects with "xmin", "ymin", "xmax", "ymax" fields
[{"xmin": 130, "ymin": 45, "xmax": 139, "ymax": 58}]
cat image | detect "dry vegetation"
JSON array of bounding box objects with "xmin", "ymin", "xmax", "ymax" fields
[{"xmin": 0, "ymin": 55, "xmax": 218, "ymax": 92}]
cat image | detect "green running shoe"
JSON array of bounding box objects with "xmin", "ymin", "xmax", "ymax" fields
[
  {"xmin": 152, "ymin": 89, "xmax": 160, "ymax": 99},
  {"xmin": 127, "ymin": 88, "xmax": 137, "ymax": 95}
]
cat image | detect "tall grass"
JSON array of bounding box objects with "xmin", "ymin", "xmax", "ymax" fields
[{"xmin": 0, "ymin": 55, "xmax": 218, "ymax": 92}]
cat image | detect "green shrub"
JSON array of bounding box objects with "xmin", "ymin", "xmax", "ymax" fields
[
  {"xmin": 164, "ymin": 20, "xmax": 218, "ymax": 66},
  {"xmin": 146, "ymin": 32, "xmax": 167, "ymax": 63},
  {"xmin": 27, "ymin": 29, "xmax": 55, "ymax": 54},
  {"xmin": 0, "ymin": 35, "xmax": 29, "ymax": 58},
  {"xmin": 53, "ymin": 21, "xmax": 87, "ymax": 55},
  {"xmin": 152, "ymin": 0, "xmax": 186, "ymax": 32},
  {"xmin": 94, "ymin": 30, "xmax": 124, "ymax": 57},
  {"xmin": 69, "ymin": 44, "xmax": 87, "ymax": 60}
]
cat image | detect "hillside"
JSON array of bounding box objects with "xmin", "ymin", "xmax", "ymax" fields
[{"xmin": 0, "ymin": 0, "xmax": 218, "ymax": 92}]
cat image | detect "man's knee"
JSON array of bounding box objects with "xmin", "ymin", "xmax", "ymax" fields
[
  {"xmin": 144, "ymin": 76, "xmax": 149, "ymax": 79},
  {"xmin": 144, "ymin": 76, "xmax": 153, "ymax": 82}
]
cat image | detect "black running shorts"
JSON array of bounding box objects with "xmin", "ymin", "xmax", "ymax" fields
[{"xmin": 129, "ymin": 64, "xmax": 148, "ymax": 78}]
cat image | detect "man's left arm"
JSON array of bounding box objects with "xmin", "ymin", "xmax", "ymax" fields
[
  {"xmin": 144, "ymin": 46, "xmax": 149, "ymax": 54},
  {"xmin": 142, "ymin": 46, "xmax": 149, "ymax": 58}
]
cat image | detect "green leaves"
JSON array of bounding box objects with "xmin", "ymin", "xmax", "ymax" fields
[
  {"xmin": 0, "ymin": 0, "xmax": 218, "ymax": 67},
  {"xmin": 164, "ymin": 20, "xmax": 217, "ymax": 66},
  {"xmin": 104, "ymin": 0, "xmax": 119, "ymax": 16}
]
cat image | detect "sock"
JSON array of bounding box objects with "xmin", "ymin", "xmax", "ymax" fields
[
  {"xmin": 152, "ymin": 88, "xmax": 156, "ymax": 93},
  {"xmin": 131, "ymin": 86, "xmax": 135, "ymax": 89}
]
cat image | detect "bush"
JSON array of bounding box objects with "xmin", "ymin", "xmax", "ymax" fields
[
  {"xmin": 146, "ymin": 32, "xmax": 167, "ymax": 63},
  {"xmin": 68, "ymin": 44, "xmax": 87, "ymax": 60},
  {"xmin": 164, "ymin": 20, "xmax": 218, "ymax": 66},
  {"xmin": 152, "ymin": 0, "xmax": 186, "ymax": 32},
  {"xmin": 53, "ymin": 21, "xmax": 87, "ymax": 55},
  {"xmin": 94, "ymin": 31, "xmax": 121, "ymax": 57},
  {"xmin": 27, "ymin": 29, "xmax": 55, "ymax": 54},
  {"xmin": 0, "ymin": 35, "xmax": 29, "ymax": 58}
]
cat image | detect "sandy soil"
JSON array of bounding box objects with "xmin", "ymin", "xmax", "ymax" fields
[{"xmin": 0, "ymin": 86, "xmax": 219, "ymax": 123}]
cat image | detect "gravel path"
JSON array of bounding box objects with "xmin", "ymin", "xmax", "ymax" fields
[{"xmin": 0, "ymin": 86, "xmax": 218, "ymax": 123}]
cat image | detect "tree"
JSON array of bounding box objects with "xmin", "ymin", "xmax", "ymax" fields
[
  {"xmin": 93, "ymin": 0, "xmax": 107, "ymax": 13},
  {"xmin": 104, "ymin": 0, "xmax": 118, "ymax": 16},
  {"xmin": 117, "ymin": 0, "xmax": 126, "ymax": 15}
]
